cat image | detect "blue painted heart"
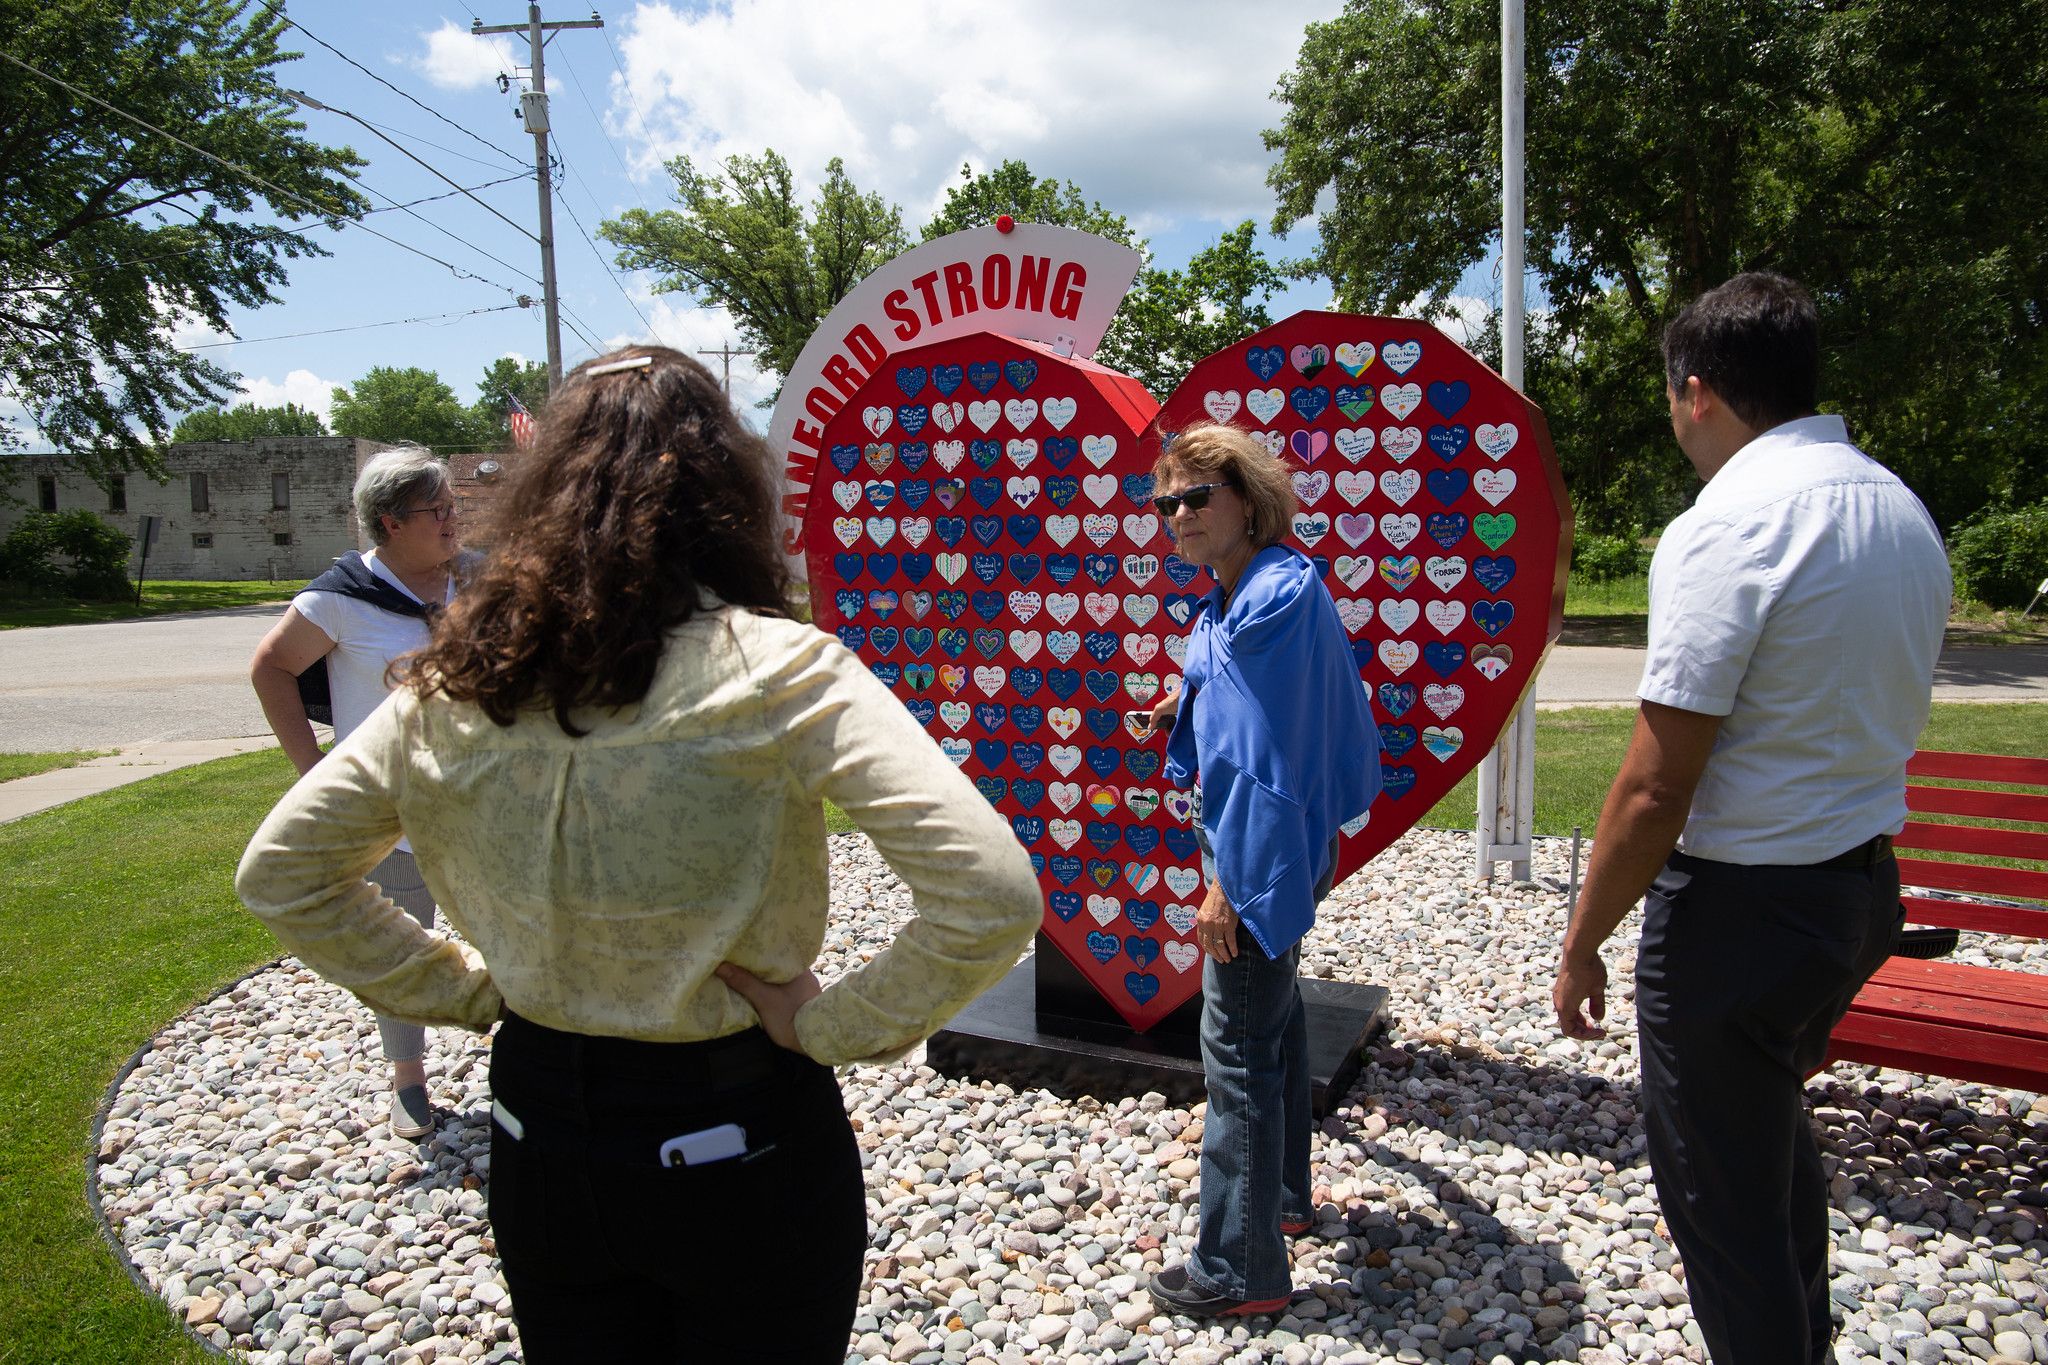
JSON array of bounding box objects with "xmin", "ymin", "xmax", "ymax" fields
[
  {"xmin": 1047, "ymin": 668, "xmax": 1081, "ymax": 700},
  {"xmin": 895, "ymin": 366, "xmax": 927, "ymax": 399},
  {"xmin": 1163, "ymin": 555, "xmax": 1201, "ymax": 589},
  {"xmin": 1125, "ymin": 898, "xmax": 1161, "ymax": 930},
  {"xmin": 1043, "ymin": 437, "xmax": 1078, "ymax": 470},
  {"xmin": 1378, "ymin": 722, "xmax": 1418, "ymax": 759},
  {"xmin": 1426, "ymin": 379, "xmax": 1471, "ymax": 418},
  {"xmin": 898, "ymin": 443, "xmax": 930, "ymax": 474},
  {"xmin": 1008, "ymin": 554, "xmax": 1043, "ymax": 584},
  {"xmin": 1381, "ymin": 764, "xmax": 1417, "ymax": 799},
  {"xmin": 900, "ymin": 553, "xmax": 932, "ymax": 584},
  {"xmin": 1125, "ymin": 935, "xmax": 1161, "ymax": 969},
  {"xmin": 932, "ymin": 363, "xmax": 963, "ymax": 396},
  {"xmin": 1047, "ymin": 553, "xmax": 1081, "ymax": 585},
  {"xmin": 1124, "ymin": 972, "xmax": 1160, "ymax": 1005},
  {"xmin": 1426, "ymin": 424, "xmax": 1471, "ymax": 461},
  {"xmin": 1289, "ymin": 385, "xmax": 1330, "ymax": 422},
  {"xmin": 970, "ymin": 439, "xmax": 1000, "ymax": 470},
  {"xmin": 1012, "ymin": 668, "xmax": 1044, "ymax": 698},
  {"xmin": 1013, "ymin": 778, "xmax": 1045, "ymax": 808},
  {"xmin": 1245, "ymin": 345, "xmax": 1285, "ymax": 382},
  {"xmin": 1423, "ymin": 641, "xmax": 1467, "ymax": 679},
  {"xmin": 1424, "ymin": 513, "xmax": 1469, "ymax": 550},
  {"xmin": 866, "ymin": 553, "xmax": 899, "ymax": 583},
  {"xmin": 967, "ymin": 361, "xmax": 1001, "ymax": 394},
  {"xmin": 832, "ymin": 552, "xmax": 863, "ymax": 583},
  {"xmin": 1472, "ymin": 599, "xmax": 1514, "ymax": 637},
  {"xmin": 1086, "ymin": 931, "xmax": 1120, "ymax": 964},
  {"xmin": 973, "ymin": 775, "xmax": 1007, "ymax": 804},
  {"xmin": 1377, "ymin": 681, "xmax": 1417, "ymax": 718},
  {"xmin": 1005, "ymin": 359, "xmax": 1038, "ymax": 393},
  {"xmin": 1050, "ymin": 854, "xmax": 1082, "ymax": 885},
  {"xmin": 1426, "ymin": 469, "xmax": 1469, "ymax": 506},
  {"xmin": 1012, "ymin": 815, "xmax": 1044, "ymax": 844},
  {"xmin": 1049, "ymin": 890, "xmax": 1081, "ymax": 921},
  {"xmin": 1473, "ymin": 554, "xmax": 1516, "ymax": 593},
  {"xmin": 836, "ymin": 625, "xmax": 866, "ymax": 651},
  {"xmin": 829, "ymin": 444, "xmax": 862, "ymax": 475},
  {"xmin": 871, "ymin": 661, "xmax": 901, "ymax": 687}
]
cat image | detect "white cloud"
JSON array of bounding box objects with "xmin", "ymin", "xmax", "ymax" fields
[
  {"xmin": 239, "ymin": 370, "xmax": 345, "ymax": 423},
  {"xmin": 607, "ymin": 0, "xmax": 1342, "ymax": 234},
  {"xmin": 412, "ymin": 21, "xmax": 522, "ymax": 92}
]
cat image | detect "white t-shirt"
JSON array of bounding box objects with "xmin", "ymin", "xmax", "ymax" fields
[
  {"xmin": 294, "ymin": 552, "xmax": 456, "ymax": 853},
  {"xmin": 1638, "ymin": 415, "xmax": 1950, "ymax": 864}
]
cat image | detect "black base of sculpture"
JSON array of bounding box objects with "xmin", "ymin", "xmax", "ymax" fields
[{"xmin": 925, "ymin": 935, "xmax": 1389, "ymax": 1117}]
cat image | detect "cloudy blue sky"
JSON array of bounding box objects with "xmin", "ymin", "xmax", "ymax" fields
[{"xmin": 24, "ymin": 0, "xmax": 1504, "ymax": 447}]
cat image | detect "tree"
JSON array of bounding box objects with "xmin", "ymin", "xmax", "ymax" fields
[
  {"xmin": 172, "ymin": 401, "xmax": 328, "ymax": 442},
  {"xmin": 0, "ymin": 0, "xmax": 365, "ymax": 479},
  {"xmin": 601, "ymin": 151, "xmax": 908, "ymax": 386},
  {"xmin": 603, "ymin": 153, "xmax": 1285, "ymax": 401},
  {"xmin": 330, "ymin": 367, "xmax": 477, "ymax": 453},
  {"xmin": 1265, "ymin": 0, "xmax": 2048, "ymax": 532},
  {"xmin": 468, "ymin": 357, "xmax": 549, "ymax": 449},
  {"xmin": 920, "ymin": 160, "xmax": 1138, "ymax": 248},
  {"xmin": 1096, "ymin": 222, "xmax": 1288, "ymax": 398}
]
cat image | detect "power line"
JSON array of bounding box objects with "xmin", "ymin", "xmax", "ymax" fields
[
  {"xmin": 289, "ymin": 90, "xmax": 538, "ymax": 243},
  {"xmin": 363, "ymin": 170, "xmax": 533, "ymax": 216},
  {"xmin": 351, "ymin": 113, "xmax": 531, "ymax": 176},
  {"xmin": 177, "ymin": 303, "xmax": 528, "ymax": 350},
  {"xmin": 252, "ymin": 1, "xmax": 529, "ymax": 173},
  {"xmin": 0, "ymin": 46, "xmax": 534, "ymax": 304},
  {"xmin": 601, "ymin": 26, "xmax": 664, "ymax": 176},
  {"xmin": 551, "ymin": 45, "xmax": 650, "ymax": 213}
]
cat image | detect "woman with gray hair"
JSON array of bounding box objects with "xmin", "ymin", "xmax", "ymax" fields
[{"xmin": 249, "ymin": 445, "xmax": 469, "ymax": 1139}]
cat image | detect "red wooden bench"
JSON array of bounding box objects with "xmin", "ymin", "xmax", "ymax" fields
[{"xmin": 1825, "ymin": 750, "xmax": 2048, "ymax": 1090}]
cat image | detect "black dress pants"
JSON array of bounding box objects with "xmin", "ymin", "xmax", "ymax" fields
[
  {"xmin": 486, "ymin": 1012, "xmax": 867, "ymax": 1363},
  {"xmin": 1635, "ymin": 850, "xmax": 1901, "ymax": 1365}
]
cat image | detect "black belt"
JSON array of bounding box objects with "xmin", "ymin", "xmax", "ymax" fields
[{"xmin": 1811, "ymin": 833, "xmax": 1893, "ymax": 870}]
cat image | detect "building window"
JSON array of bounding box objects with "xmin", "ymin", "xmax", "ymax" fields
[
  {"xmin": 192, "ymin": 532, "xmax": 214, "ymax": 549},
  {"xmin": 108, "ymin": 477, "xmax": 126, "ymax": 513},
  {"xmin": 273, "ymin": 532, "xmax": 292, "ymax": 547},
  {"xmin": 37, "ymin": 476, "xmax": 56, "ymax": 511},
  {"xmin": 190, "ymin": 471, "xmax": 210, "ymax": 513},
  {"xmin": 272, "ymin": 472, "xmax": 290, "ymax": 509}
]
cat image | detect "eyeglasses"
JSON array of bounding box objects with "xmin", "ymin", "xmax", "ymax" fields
[
  {"xmin": 1152, "ymin": 482, "xmax": 1230, "ymax": 518},
  {"xmin": 393, "ymin": 502, "xmax": 456, "ymax": 523}
]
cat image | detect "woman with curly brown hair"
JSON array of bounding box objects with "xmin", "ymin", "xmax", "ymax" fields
[{"xmin": 236, "ymin": 347, "xmax": 1042, "ymax": 1361}]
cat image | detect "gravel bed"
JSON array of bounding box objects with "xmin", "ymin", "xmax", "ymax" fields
[{"xmin": 94, "ymin": 828, "xmax": 2048, "ymax": 1364}]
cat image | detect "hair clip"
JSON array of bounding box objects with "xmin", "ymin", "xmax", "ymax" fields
[{"xmin": 587, "ymin": 354, "xmax": 654, "ymax": 376}]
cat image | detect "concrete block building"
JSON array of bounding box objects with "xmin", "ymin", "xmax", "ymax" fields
[{"xmin": 2, "ymin": 437, "xmax": 396, "ymax": 581}]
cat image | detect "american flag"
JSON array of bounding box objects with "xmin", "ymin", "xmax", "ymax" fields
[{"xmin": 506, "ymin": 392, "xmax": 536, "ymax": 450}]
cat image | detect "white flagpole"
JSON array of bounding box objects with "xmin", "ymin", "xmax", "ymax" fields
[{"xmin": 1478, "ymin": 0, "xmax": 1537, "ymax": 881}]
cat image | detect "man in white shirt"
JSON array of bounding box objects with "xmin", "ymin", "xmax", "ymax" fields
[{"xmin": 1550, "ymin": 273, "xmax": 1950, "ymax": 1364}]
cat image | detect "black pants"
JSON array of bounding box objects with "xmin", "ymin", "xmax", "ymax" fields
[
  {"xmin": 487, "ymin": 1012, "xmax": 866, "ymax": 1363},
  {"xmin": 1636, "ymin": 851, "xmax": 1901, "ymax": 1365}
]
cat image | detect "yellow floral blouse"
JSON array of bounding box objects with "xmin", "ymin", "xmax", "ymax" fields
[{"xmin": 236, "ymin": 606, "xmax": 1042, "ymax": 1067}]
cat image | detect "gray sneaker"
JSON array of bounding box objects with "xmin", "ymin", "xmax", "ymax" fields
[{"xmin": 389, "ymin": 1084, "xmax": 435, "ymax": 1139}]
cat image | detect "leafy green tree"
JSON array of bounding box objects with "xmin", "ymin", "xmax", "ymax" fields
[
  {"xmin": 330, "ymin": 367, "xmax": 478, "ymax": 453},
  {"xmin": 0, "ymin": 0, "xmax": 365, "ymax": 479},
  {"xmin": 1265, "ymin": 0, "xmax": 2048, "ymax": 532},
  {"xmin": 1097, "ymin": 222, "xmax": 1287, "ymax": 398},
  {"xmin": 171, "ymin": 402, "xmax": 328, "ymax": 442},
  {"xmin": 602, "ymin": 153, "xmax": 1284, "ymax": 401},
  {"xmin": 601, "ymin": 151, "xmax": 908, "ymax": 385},
  {"xmin": 920, "ymin": 160, "xmax": 1138, "ymax": 248},
  {"xmin": 468, "ymin": 356, "xmax": 549, "ymax": 449}
]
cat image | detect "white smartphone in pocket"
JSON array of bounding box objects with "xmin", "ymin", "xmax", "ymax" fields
[{"xmin": 658, "ymin": 1122, "xmax": 746, "ymax": 1167}]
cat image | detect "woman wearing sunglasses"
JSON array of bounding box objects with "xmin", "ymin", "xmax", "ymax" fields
[
  {"xmin": 237, "ymin": 347, "xmax": 1042, "ymax": 1361},
  {"xmin": 249, "ymin": 446, "xmax": 470, "ymax": 1140},
  {"xmin": 1134, "ymin": 422, "xmax": 1381, "ymax": 1318}
]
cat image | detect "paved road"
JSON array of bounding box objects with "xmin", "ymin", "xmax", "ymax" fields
[{"xmin": 3, "ymin": 607, "xmax": 2045, "ymax": 752}]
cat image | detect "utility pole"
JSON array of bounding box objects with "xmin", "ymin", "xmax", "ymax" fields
[
  {"xmin": 473, "ymin": 5, "xmax": 602, "ymax": 395},
  {"xmin": 698, "ymin": 343, "xmax": 752, "ymax": 395}
]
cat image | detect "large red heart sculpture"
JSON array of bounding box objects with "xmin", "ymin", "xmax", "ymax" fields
[
  {"xmin": 804, "ymin": 314, "xmax": 1570, "ymax": 1031},
  {"xmin": 1153, "ymin": 313, "xmax": 1571, "ymax": 874}
]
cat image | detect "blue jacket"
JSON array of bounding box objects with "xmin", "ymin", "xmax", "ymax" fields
[{"xmin": 1164, "ymin": 545, "xmax": 1381, "ymax": 956}]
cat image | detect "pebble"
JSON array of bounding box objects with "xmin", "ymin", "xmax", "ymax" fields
[{"xmin": 91, "ymin": 829, "xmax": 2048, "ymax": 1362}]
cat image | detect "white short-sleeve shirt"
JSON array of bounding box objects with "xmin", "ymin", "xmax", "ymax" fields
[
  {"xmin": 294, "ymin": 553, "xmax": 454, "ymax": 853},
  {"xmin": 1638, "ymin": 415, "xmax": 1950, "ymax": 864}
]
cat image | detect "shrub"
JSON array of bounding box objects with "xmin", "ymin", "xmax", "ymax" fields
[
  {"xmin": 1571, "ymin": 528, "xmax": 1645, "ymax": 583},
  {"xmin": 1950, "ymin": 502, "xmax": 2048, "ymax": 609},
  {"xmin": 0, "ymin": 510, "xmax": 133, "ymax": 600}
]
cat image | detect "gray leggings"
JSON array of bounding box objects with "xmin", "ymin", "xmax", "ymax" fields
[{"xmin": 368, "ymin": 850, "xmax": 438, "ymax": 1064}]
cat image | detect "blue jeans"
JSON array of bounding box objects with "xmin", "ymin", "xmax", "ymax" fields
[{"xmin": 1190, "ymin": 935, "xmax": 1311, "ymax": 1300}]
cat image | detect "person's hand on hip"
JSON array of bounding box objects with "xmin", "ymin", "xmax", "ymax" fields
[{"xmin": 714, "ymin": 962, "xmax": 822, "ymax": 1052}]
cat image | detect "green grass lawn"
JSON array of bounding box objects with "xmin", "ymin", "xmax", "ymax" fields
[
  {"xmin": 5, "ymin": 707, "xmax": 2041, "ymax": 1361},
  {"xmin": 1557, "ymin": 575, "xmax": 2047, "ymax": 648},
  {"xmin": 0, "ymin": 751, "xmax": 113, "ymax": 784},
  {"xmin": 0, "ymin": 580, "xmax": 306, "ymax": 630},
  {"xmin": 1422, "ymin": 701, "xmax": 2048, "ymax": 835},
  {"xmin": 0, "ymin": 750, "xmax": 296, "ymax": 1364}
]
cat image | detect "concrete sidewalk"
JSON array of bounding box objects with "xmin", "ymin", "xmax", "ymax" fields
[{"xmin": 0, "ymin": 736, "xmax": 281, "ymax": 824}]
